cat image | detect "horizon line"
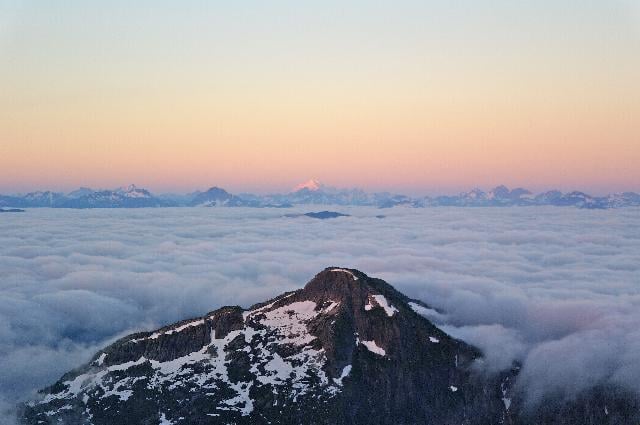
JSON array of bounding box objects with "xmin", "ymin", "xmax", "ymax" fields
[{"xmin": 1, "ymin": 181, "xmax": 638, "ymax": 198}]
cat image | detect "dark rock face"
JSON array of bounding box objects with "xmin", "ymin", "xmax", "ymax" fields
[{"xmin": 20, "ymin": 268, "xmax": 640, "ymax": 424}]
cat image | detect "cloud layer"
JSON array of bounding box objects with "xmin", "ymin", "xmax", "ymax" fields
[{"xmin": 1, "ymin": 206, "xmax": 639, "ymax": 420}]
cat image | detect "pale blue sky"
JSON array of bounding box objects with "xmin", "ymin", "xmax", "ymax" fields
[{"xmin": 1, "ymin": 1, "xmax": 639, "ymax": 193}]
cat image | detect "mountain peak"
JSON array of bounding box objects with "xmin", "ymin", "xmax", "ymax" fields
[
  {"xmin": 114, "ymin": 184, "xmax": 152, "ymax": 199},
  {"xmin": 21, "ymin": 268, "xmax": 639, "ymax": 425},
  {"xmin": 292, "ymin": 179, "xmax": 323, "ymax": 192},
  {"xmin": 203, "ymin": 186, "xmax": 231, "ymax": 195},
  {"xmin": 302, "ymin": 267, "xmax": 404, "ymax": 304},
  {"xmin": 189, "ymin": 186, "xmax": 238, "ymax": 207},
  {"xmin": 23, "ymin": 268, "xmax": 493, "ymax": 424}
]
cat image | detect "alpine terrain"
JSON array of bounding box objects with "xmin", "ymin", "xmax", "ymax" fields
[
  {"xmin": 20, "ymin": 268, "xmax": 640, "ymax": 425},
  {"xmin": 2, "ymin": 182, "xmax": 640, "ymax": 209}
]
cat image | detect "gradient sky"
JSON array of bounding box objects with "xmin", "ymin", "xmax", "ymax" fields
[{"xmin": 1, "ymin": 1, "xmax": 639, "ymax": 195}]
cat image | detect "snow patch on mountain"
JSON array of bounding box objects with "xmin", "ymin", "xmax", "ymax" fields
[
  {"xmin": 333, "ymin": 365, "xmax": 352, "ymax": 386},
  {"xmin": 134, "ymin": 319, "xmax": 206, "ymax": 341},
  {"xmin": 359, "ymin": 339, "xmax": 386, "ymax": 356},
  {"xmin": 258, "ymin": 301, "xmax": 319, "ymax": 346},
  {"xmin": 365, "ymin": 294, "xmax": 398, "ymax": 317}
]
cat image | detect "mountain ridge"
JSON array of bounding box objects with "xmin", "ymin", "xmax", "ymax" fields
[
  {"xmin": 19, "ymin": 268, "xmax": 640, "ymax": 424},
  {"xmin": 1, "ymin": 183, "xmax": 639, "ymax": 209}
]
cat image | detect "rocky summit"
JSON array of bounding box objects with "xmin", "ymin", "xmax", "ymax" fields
[{"xmin": 20, "ymin": 268, "xmax": 640, "ymax": 425}]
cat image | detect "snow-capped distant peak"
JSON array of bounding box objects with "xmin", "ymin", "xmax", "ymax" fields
[
  {"xmin": 292, "ymin": 179, "xmax": 323, "ymax": 192},
  {"xmin": 115, "ymin": 184, "xmax": 151, "ymax": 198}
]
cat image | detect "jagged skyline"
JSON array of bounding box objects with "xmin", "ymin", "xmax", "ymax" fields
[
  {"xmin": 2, "ymin": 180, "xmax": 639, "ymax": 210},
  {"xmin": 2, "ymin": 178, "xmax": 639, "ymax": 198}
]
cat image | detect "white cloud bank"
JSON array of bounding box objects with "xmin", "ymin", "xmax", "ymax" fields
[{"xmin": 1, "ymin": 206, "xmax": 639, "ymax": 420}]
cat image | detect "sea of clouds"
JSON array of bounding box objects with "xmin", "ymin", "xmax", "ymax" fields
[{"xmin": 1, "ymin": 206, "xmax": 639, "ymax": 420}]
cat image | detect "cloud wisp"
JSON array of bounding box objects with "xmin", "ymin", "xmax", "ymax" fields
[{"xmin": 0, "ymin": 206, "xmax": 639, "ymax": 420}]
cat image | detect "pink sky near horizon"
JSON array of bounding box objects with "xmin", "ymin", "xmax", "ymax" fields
[{"xmin": 1, "ymin": 1, "xmax": 639, "ymax": 195}]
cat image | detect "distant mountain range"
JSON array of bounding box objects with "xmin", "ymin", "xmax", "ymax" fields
[
  {"xmin": 0, "ymin": 185, "xmax": 170, "ymax": 209},
  {"xmin": 1, "ymin": 181, "xmax": 638, "ymax": 210}
]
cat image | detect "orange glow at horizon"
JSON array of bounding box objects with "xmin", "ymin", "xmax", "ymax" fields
[{"xmin": 1, "ymin": 1, "xmax": 639, "ymax": 194}]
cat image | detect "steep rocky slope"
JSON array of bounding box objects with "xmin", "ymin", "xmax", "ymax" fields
[{"xmin": 20, "ymin": 268, "xmax": 639, "ymax": 424}]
